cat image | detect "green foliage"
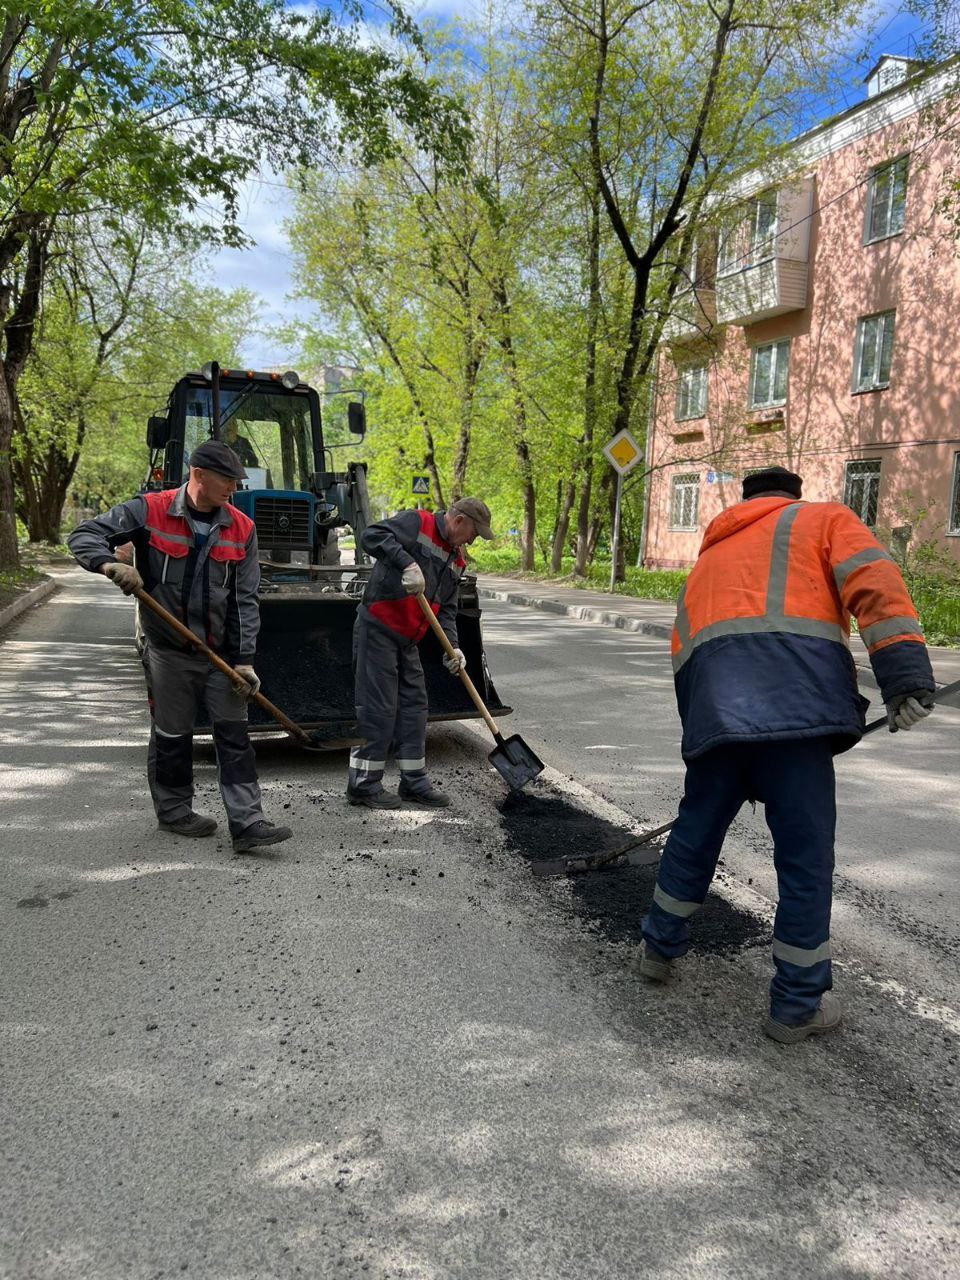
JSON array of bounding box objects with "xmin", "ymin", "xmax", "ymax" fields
[{"xmin": 467, "ymin": 543, "xmax": 689, "ymax": 601}]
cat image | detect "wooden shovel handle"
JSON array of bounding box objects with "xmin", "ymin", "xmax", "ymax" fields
[
  {"xmin": 133, "ymin": 587, "xmax": 311, "ymax": 745},
  {"xmin": 415, "ymin": 592, "xmax": 501, "ymax": 739}
]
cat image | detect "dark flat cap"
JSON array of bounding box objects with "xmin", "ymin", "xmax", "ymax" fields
[
  {"xmin": 189, "ymin": 440, "xmax": 247, "ymax": 479},
  {"xmin": 742, "ymin": 466, "xmax": 802, "ymax": 501}
]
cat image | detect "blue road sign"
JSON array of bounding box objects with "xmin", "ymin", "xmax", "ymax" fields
[{"xmin": 412, "ymin": 475, "xmax": 430, "ymax": 495}]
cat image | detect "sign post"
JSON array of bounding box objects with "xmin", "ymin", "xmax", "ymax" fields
[
  {"xmin": 602, "ymin": 429, "xmax": 642, "ymax": 593},
  {"xmin": 412, "ymin": 475, "xmax": 430, "ymax": 509}
]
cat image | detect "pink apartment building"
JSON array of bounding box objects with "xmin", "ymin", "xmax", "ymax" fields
[{"xmin": 642, "ymin": 54, "xmax": 960, "ymax": 569}]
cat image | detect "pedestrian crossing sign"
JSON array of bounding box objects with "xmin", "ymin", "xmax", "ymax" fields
[
  {"xmin": 603, "ymin": 430, "xmax": 642, "ymax": 475},
  {"xmin": 412, "ymin": 475, "xmax": 430, "ymax": 495}
]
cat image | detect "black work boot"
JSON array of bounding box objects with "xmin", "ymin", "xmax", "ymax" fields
[
  {"xmin": 398, "ymin": 782, "xmax": 450, "ymax": 808},
  {"xmin": 232, "ymin": 820, "xmax": 293, "ymax": 853},
  {"xmin": 346, "ymin": 788, "xmax": 403, "ymax": 810},
  {"xmin": 159, "ymin": 812, "xmax": 218, "ymax": 837}
]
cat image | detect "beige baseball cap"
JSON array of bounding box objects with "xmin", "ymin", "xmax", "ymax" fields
[{"xmin": 448, "ymin": 497, "xmax": 493, "ymax": 539}]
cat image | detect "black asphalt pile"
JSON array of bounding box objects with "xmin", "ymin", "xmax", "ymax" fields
[{"xmin": 498, "ymin": 789, "xmax": 770, "ymax": 957}]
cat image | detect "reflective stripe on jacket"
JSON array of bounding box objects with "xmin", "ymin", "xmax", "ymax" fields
[
  {"xmin": 671, "ymin": 497, "xmax": 935, "ymax": 760},
  {"xmin": 360, "ymin": 509, "xmax": 465, "ymax": 645},
  {"xmin": 67, "ymin": 484, "xmax": 260, "ymax": 662}
]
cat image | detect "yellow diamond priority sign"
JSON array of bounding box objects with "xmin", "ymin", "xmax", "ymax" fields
[{"xmin": 603, "ymin": 429, "xmax": 642, "ymax": 476}]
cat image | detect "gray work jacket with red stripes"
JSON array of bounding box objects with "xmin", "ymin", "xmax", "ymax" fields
[{"xmin": 67, "ymin": 484, "xmax": 260, "ymax": 663}]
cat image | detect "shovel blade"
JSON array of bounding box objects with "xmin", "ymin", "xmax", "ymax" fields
[{"xmin": 488, "ymin": 734, "xmax": 544, "ymax": 791}]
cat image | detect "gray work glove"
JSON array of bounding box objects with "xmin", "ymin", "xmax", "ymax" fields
[
  {"xmin": 443, "ymin": 647, "xmax": 466, "ymax": 676},
  {"xmin": 103, "ymin": 561, "xmax": 143, "ymax": 595},
  {"xmin": 885, "ymin": 690, "xmax": 934, "ymax": 732},
  {"xmin": 234, "ymin": 664, "xmax": 261, "ymax": 699},
  {"xmin": 401, "ymin": 563, "xmax": 426, "ymax": 595}
]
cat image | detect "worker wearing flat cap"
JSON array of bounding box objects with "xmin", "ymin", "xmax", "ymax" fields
[
  {"xmin": 347, "ymin": 497, "xmax": 494, "ymax": 809},
  {"xmin": 68, "ymin": 440, "xmax": 292, "ymax": 853},
  {"xmin": 637, "ymin": 465, "xmax": 936, "ymax": 1043}
]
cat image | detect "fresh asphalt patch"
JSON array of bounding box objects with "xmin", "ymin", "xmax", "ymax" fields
[{"xmin": 496, "ymin": 787, "xmax": 770, "ymax": 956}]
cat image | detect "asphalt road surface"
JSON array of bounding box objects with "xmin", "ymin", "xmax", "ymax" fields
[{"xmin": 2, "ymin": 570, "xmax": 958, "ymax": 1280}]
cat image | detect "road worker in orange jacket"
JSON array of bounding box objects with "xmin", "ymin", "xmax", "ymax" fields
[{"xmin": 639, "ymin": 466, "xmax": 936, "ymax": 1043}]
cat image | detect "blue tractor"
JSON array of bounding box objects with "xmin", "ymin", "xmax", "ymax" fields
[{"xmin": 145, "ymin": 363, "xmax": 509, "ymax": 739}]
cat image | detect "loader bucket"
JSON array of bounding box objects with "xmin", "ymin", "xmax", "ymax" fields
[{"xmin": 196, "ymin": 577, "xmax": 510, "ymax": 736}]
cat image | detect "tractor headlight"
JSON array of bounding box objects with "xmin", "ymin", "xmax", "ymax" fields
[{"xmin": 281, "ymin": 370, "xmax": 300, "ymax": 390}]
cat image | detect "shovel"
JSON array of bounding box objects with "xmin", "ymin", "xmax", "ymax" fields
[
  {"xmin": 416, "ymin": 592, "xmax": 544, "ymax": 791},
  {"xmin": 134, "ymin": 587, "xmax": 360, "ymax": 752},
  {"xmin": 531, "ymin": 678, "xmax": 960, "ymax": 877}
]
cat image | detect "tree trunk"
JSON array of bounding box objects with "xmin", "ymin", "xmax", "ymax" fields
[
  {"xmin": 489, "ymin": 270, "xmax": 535, "ymax": 570},
  {"xmin": 0, "ymin": 370, "xmax": 19, "ymax": 570},
  {"xmin": 452, "ymin": 321, "xmax": 482, "ymax": 501},
  {"xmin": 550, "ymin": 476, "xmax": 577, "ymax": 573},
  {"xmin": 575, "ymin": 79, "xmax": 604, "ymax": 579}
]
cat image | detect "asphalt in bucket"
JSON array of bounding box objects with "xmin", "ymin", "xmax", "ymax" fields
[{"xmin": 498, "ymin": 789, "xmax": 770, "ymax": 956}]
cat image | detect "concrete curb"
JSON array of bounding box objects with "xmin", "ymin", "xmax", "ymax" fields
[
  {"xmin": 0, "ymin": 577, "xmax": 58, "ymax": 634},
  {"xmin": 477, "ymin": 584, "xmax": 673, "ymax": 640}
]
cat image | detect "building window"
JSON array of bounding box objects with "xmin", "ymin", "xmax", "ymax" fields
[
  {"xmin": 950, "ymin": 452, "xmax": 960, "ymax": 534},
  {"xmin": 670, "ymin": 473, "xmax": 700, "ymax": 530},
  {"xmin": 750, "ymin": 339, "xmax": 790, "ymax": 408},
  {"xmin": 844, "ymin": 459, "xmax": 882, "ymax": 527},
  {"xmin": 865, "ymin": 157, "xmax": 908, "ymax": 242},
  {"xmin": 853, "ymin": 311, "xmax": 896, "ymax": 392},
  {"xmin": 717, "ymin": 193, "xmax": 778, "ymax": 277},
  {"xmin": 676, "ymin": 364, "xmax": 708, "ymax": 420},
  {"xmin": 748, "ymin": 192, "xmax": 778, "ymax": 265}
]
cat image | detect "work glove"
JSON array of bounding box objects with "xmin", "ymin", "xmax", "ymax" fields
[
  {"xmin": 234, "ymin": 664, "xmax": 261, "ymax": 699},
  {"xmin": 401, "ymin": 563, "xmax": 425, "ymax": 595},
  {"xmin": 103, "ymin": 561, "xmax": 143, "ymax": 595},
  {"xmin": 885, "ymin": 690, "xmax": 934, "ymax": 732},
  {"xmin": 443, "ymin": 647, "xmax": 466, "ymax": 676}
]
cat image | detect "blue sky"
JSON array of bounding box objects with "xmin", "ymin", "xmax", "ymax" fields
[{"xmin": 210, "ymin": 1, "xmax": 933, "ymax": 370}]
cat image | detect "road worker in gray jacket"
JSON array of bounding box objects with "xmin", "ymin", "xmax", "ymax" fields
[
  {"xmin": 347, "ymin": 497, "xmax": 494, "ymax": 809},
  {"xmin": 67, "ymin": 441, "xmax": 292, "ymax": 853}
]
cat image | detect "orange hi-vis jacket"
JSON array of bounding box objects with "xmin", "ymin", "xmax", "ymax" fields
[{"xmin": 671, "ymin": 496, "xmax": 935, "ymax": 760}]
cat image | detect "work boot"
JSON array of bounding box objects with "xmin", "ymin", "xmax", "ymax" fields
[
  {"xmin": 346, "ymin": 787, "xmax": 403, "ymax": 810},
  {"xmin": 636, "ymin": 940, "xmax": 672, "ymax": 982},
  {"xmin": 232, "ymin": 820, "xmax": 293, "ymax": 853},
  {"xmin": 158, "ymin": 812, "xmax": 217, "ymax": 838},
  {"xmin": 398, "ymin": 782, "xmax": 450, "ymax": 809},
  {"xmin": 763, "ymin": 992, "xmax": 842, "ymax": 1044}
]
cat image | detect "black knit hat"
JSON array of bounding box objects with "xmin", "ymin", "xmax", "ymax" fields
[
  {"xmin": 189, "ymin": 440, "xmax": 247, "ymax": 479},
  {"xmin": 742, "ymin": 466, "xmax": 802, "ymax": 501}
]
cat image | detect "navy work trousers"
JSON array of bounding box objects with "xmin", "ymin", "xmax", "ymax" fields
[
  {"xmin": 641, "ymin": 738, "xmax": 836, "ymax": 1024},
  {"xmin": 348, "ymin": 615, "xmax": 431, "ymax": 796}
]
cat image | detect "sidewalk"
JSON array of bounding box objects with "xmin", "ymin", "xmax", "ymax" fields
[{"xmin": 476, "ymin": 571, "xmax": 960, "ymax": 688}]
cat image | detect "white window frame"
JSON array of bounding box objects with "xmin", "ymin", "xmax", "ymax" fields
[
  {"xmin": 675, "ymin": 364, "xmax": 708, "ymax": 421},
  {"xmin": 864, "ymin": 156, "xmax": 908, "ymax": 243},
  {"xmin": 749, "ymin": 339, "xmax": 790, "ymax": 408},
  {"xmin": 717, "ymin": 193, "xmax": 779, "ymax": 278},
  {"xmin": 949, "ymin": 451, "xmax": 960, "ymax": 536},
  {"xmin": 853, "ymin": 310, "xmax": 896, "ymax": 393},
  {"xmin": 748, "ymin": 192, "xmax": 779, "ymax": 266},
  {"xmin": 670, "ymin": 473, "xmax": 700, "ymax": 531},
  {"xmin": 843, "ymin": 459, "xmax": 882, "ymax": 527}
]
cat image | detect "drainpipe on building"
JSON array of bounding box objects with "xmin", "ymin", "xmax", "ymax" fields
[{"xmin": 637, "ymin": 350, "xmax": 659, "ymax": 568}]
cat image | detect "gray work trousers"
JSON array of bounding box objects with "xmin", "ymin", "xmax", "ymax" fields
[
  {"xmin": 348, "ymin": 616, "xmax": 430, "ymax": 796},
  {"xmin": 144, "ymin": 646, "xmax": 264, "ymax": 836}
]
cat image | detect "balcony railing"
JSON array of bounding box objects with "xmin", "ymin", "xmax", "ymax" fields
[
  {"xmin": 716, "ymin": 255, "xmax": 809, "ymax": 325},
  {"xmin": 663, "ymin": 288, "xmax": 717, "ymax": 342}
]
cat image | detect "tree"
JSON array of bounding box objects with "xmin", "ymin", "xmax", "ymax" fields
[
  {"xmin": 17, "ymin": 224, "xmax": 258, "ymax": 538},
  {"xmin": 529, "ymin": 0, "xmax": 868, "ymax": 578},
  {"xmin": 0, "ymin": 0, "xmax": 466, "ymax": 569}
]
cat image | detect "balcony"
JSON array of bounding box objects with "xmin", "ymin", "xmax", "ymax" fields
[
  {"xmin": 714, "ymin": 176, "xmax": 814, "ymax": 326},
  {"xmin": 716, "ymin": 256, "xmax": 809, "ymax": 325},
  {"xmin": 663, "ymin": 288, "xmax": 717, "ymax": 342}
]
